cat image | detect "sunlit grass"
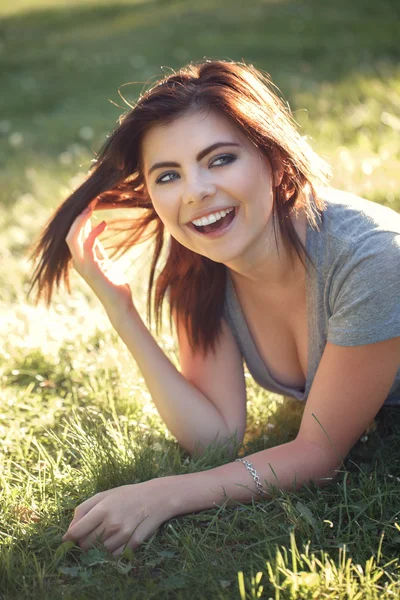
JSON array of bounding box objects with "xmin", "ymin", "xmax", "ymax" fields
[{"xmin": 1, "ymin": 0, "xmax": 400, "ymax": 597}]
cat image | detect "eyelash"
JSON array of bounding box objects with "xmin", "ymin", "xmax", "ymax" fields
[{"xmin": 155, "ymin": 154, "xmax": 237, "ymax": 185}]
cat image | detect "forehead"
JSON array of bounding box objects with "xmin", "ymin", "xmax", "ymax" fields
[{"xmin": 141, "ymin": 109, "xmax": 247, "ymax": 165}]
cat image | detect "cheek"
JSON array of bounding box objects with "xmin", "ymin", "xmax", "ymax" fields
[
  {"xmin": 229, "ymin": 160, "xmax": 272, "ymax": 197},
  {"xmin": 152, "ymin": 200, "xmax": 189, "ymax": 245},
  {"xmin": 150, "ymin": 193, "xmax": 178, "ymax": 224}
]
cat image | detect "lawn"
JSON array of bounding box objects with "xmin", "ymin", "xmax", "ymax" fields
[{"xmin": 1, "ymin": 0, "xmax": 400, "ymax": 598}]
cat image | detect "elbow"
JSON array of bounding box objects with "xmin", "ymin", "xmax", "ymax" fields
[{"xmin": 293, "ymin": 438, "xmax": 342, "ymax": 488}]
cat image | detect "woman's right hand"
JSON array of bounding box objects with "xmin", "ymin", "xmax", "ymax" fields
[{"xmin": 65, "ymin": 204, "xmax": 134, "ymax": 323}]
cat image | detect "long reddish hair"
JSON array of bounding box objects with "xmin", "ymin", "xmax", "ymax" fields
[{"xmin": 26, "ymin": 59, "xmax": 331, "ymax": 355}]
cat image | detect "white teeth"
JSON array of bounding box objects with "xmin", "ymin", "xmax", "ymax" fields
[{"xmin": 192, "ymin": 207, "xmax": 234, "ymax": 227}]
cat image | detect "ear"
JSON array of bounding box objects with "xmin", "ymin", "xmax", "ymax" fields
[{"xmin": 271, "ymin": 153, "xmax": 285, "ymax": 188}]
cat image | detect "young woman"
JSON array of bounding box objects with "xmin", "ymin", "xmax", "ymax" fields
[{"xmin": 27, "ymin": 59, "xmax": 400, "ymax": 557}]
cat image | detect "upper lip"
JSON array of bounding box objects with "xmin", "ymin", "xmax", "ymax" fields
[{"xmin": 186, "ymin": 206, "xmax": 236, "ymax": 225}]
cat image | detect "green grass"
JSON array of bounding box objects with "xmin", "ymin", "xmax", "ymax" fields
[{"xmin": 1, "ymin": 0, "xmax": 400, "ymax": 598}]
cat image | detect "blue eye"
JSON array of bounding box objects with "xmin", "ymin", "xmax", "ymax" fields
[
  {"xmin": 155, "ymin": 172, "xmax": 179, "ymax": 185},
  {"xmin": 155, "ymin": 153, "xmax": 237, "ymax": 185},
  {"xmin": 211, "ymin": 154, "xmax": 237, "ymax": 167}
]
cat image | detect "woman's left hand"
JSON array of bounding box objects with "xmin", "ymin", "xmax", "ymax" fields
[{"xmin": 62, "ymin": 479, "xmax": 175, "ymax": 556}]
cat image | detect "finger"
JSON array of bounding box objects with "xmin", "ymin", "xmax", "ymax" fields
[
  {"xmin": 62, "ymin": 489, "xmax": 114, "ymax": 540},
  {"xmin": 78, "ymin": 221, "xmax": 107, "ymax": 268},
  {"xmin": 79, "ymin": 213, "xmax": 106, "ymax": 249},
  {"xmin": 73, "ymin": 215, "xmax": 108, "ymax": 271},
  {"xmin": 93, "ymin": 235, "xmax": 108, "ymax": 263},
  {"xmin": 80, "ymin": 213, "xmax": 93, "ymax": 249},
  {"xmin": 66, "ymin": 207, "xmax": 110, "ymax": 274},
  {"xmin": 66, "ymin": 209, "xmax": 95, "ymax": 267},
  {"xmin": 83, "ymin": 221, "xmax": 107, "ymax": 250},
  {"xmin": 79, "ymin": 213, "xmax": 93, "ymax": 246},
  {"xmin": 103, "ymin": 531, "xmax": 136, "ymax": 555},
  {"xmin": 66, "ymin": 206, "xmax": 93, "ymax": 245},
  {"xmin": 72, "ymin": 491, "xmax": 106, "ymax": 523},
  {"xmin": 62, "ymin": 505, "xmax": 97, "ymax": 538},
  {"xmin": 104, "ymin": 514, "xmax": 151, "ymax": 555},
  {"xmin": 62, "ymin": 504, "xmax": 104, "ymax": 541},
  {"xmin": 112, "ymin": 543, "xmax": 132, "ymax": 557},
  {"xmin": 77, "ymin": 525, "xmax": 109, "ymax": 551}
]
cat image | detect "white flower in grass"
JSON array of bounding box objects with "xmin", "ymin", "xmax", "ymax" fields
[
  {"xmin": 9, "ymin": 132, "xmax": 23, "ymax": 147},
  {"xmin": 68, "ymin": 143, "xmax": 86, "ymax": 155},
  {"xmin": 79, "ymin": 126, "xmax": 94, "ymax": 141},
  {"xmin": 59, "ymin": 152, "xmax": 73, "ymax": 165},
  {"xmin": 361, "ymin": 160, "xmax": 373, "ymax": 176}
]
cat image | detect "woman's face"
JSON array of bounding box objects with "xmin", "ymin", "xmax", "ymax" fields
[{"xmin": 141, "ymin": 109, "xmax": 282, "ymax": 267}]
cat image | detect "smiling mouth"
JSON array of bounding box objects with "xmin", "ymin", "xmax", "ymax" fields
[{"xmin": 190, "ymin": 208, "xmax": 236, "ymax": 234}]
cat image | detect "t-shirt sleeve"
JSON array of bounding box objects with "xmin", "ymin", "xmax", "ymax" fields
[{"xmin": 327, "ymin": 231, "xmax": 400, "ymax": 346}]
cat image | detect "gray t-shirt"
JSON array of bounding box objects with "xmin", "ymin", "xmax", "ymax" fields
[{"xmin": 223, "ymin": 188, "xmax": 400, "ymax": 406}]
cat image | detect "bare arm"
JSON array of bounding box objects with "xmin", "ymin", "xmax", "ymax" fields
[
  {"xmin": 109, "ymin": 306, "xmax": 247, "ymax": 457},
  {"xmin": 165, "ymin": 336, "xmax": 400, "ymax": 515},
  {"xmin": 65, "ymin": 208, "xmax": 246, "ymax": 457},
  {"xmin": 167, "ymin": 438, "xmax": 337, "ymax": 516}
]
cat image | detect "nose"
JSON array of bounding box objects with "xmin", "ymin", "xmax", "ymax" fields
[{"xmin": 182, "ymin": 172, "xmax": 216, "ymax": 205}]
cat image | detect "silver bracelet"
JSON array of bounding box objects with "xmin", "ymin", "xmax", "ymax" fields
[{"xmin": 235, "ymin": 458, "xmax": 267, "ymax": 498}]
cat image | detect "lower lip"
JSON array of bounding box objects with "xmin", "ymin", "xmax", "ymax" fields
[{"xmin": 188, "ymin": 208, "xmax": 238, "ymax": 239}]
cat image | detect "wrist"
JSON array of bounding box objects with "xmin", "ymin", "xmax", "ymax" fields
[
  {"xmin": 161, "ymin": 470, "xmax": 229, "ymax": 519},
  {"xmin": 107, "ymin": 302, "xmax": 138, "ymax": 331}
]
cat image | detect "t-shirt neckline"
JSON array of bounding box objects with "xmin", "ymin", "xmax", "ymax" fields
[{"xmin": 225, "ymin": 199, "xmax": 323, "ymax": 400}]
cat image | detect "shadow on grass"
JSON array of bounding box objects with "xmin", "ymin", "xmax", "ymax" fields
[
  {"xmin": 3, "ymin": 404, "xmax": 400, "ymax": 599},
  {"xmin": 2, "ymin": 357, "xmax": 400, "ymax": 597}
]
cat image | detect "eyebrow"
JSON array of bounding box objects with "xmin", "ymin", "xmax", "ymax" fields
[{"xmin": 147, "ymin": 142, "xmax": 241, "ymax": 177}]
